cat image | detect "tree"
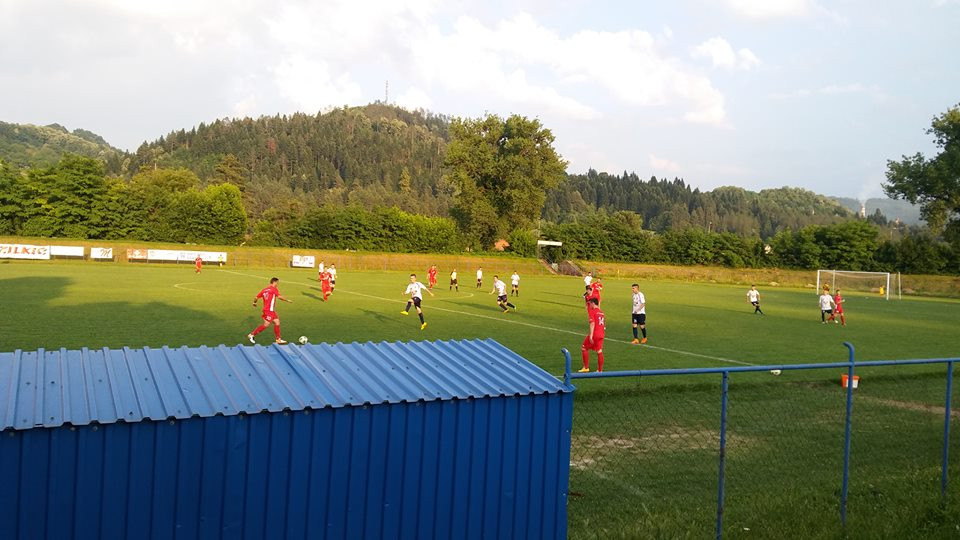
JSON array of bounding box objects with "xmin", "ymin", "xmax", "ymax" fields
[
  {"xmin": 884, "ymin": 104, "xmax": 960, "ymax": 236},
  {"xmin": 214, "ymin": 153, "xmax": 247, "ymax": 192},
  {"xmin": 445, "ymin": 114, "xmax": 567, "ymax": 247}
]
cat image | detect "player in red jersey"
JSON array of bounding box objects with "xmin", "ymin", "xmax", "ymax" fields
[
  {"xmin": 194, "ymin": 255, "xmax": 203, "ymax": 274},
  {"xmin": 828, "ymin": 288, "xmax": 846, "ymax": 326},
  {"xmin": 584, "ymin": 276, "xmax": 603, "ymax": 304},
  {"xmin": 580, "ymin": 297, "xmax": 606, "ymax": 372},
  {"xmin": 319, "ymin": 270, "xmax": 333, "ymax": 301},
  {"xmin": 247, "ymin": 277, "xmax": 293, "ymax": 344},
  {"xmin": 427, "ymin": 265, "xmax": 438, "ymax": 289}
]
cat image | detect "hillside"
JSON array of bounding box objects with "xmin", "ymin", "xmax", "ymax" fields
[
  {"xmin": 0, "ymin": 121, "xmax": 126, "ymax": 170},
  {"xmin": 831, "ymin": 196, "xmax": 922, "ymax": 225}
]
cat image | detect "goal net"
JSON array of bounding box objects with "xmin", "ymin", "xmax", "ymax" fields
[{"xmin": 816, "ymin": 270, "xmax": 901, "ymax": 300}]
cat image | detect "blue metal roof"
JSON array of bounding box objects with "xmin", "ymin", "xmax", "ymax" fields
[{"xmin": 0, "ymin": 339, "xmax": 570, "ymax": 431}]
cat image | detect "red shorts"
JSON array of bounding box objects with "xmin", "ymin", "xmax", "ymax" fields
[
  {"xmin": 321, "ymin": 284, "xmax": 331, "ymax": 293},
  {"xmin": 262, "ymin": 311, "xmax": 278, "ymax": 322},
  {"xmin": 582, "ymin": 335, "xmax": 604, "ymax": 351}
]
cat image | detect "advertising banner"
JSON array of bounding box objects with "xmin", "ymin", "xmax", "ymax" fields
[
  {"xmin": 0, "ymin": 244, "xmax": 51, "ymax": 260},
  {"xmin": 291, "ymin": 255, "xmax": 316, "ymax": 268},
  {"xmin": 146, "ymin": 250, "xmax": 227, "ymax": 262},
  {"xmin": 90, "ymin": 248, "xmax": 114, "ymax": 260},
  {"xmin": 127, "ymin": 249, "xmax": 149, "ymax": 260},
  {"xmin": 50, "ymin": 245, "xmax": 86, "ymax": 257}
]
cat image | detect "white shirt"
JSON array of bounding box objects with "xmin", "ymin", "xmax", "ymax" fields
[
  {"xmin": 317, "ymin": 262, "xmax": 324, "ymax": 273},
  {"xmin": 476, "ymin": 269, "xmax": 483, "ymax": 279},
  {"xmin": 451, "ymin": 271, "xmax": 457, "ymax": 280},
  {"xmin": 584, "ymin": 275, "xmax": 593, "ymax": 286},
  {"xmin": 405, "ymin": 282, "xmax": 427, "ymax": 299},
  {"xmin": 328, "ymin": 267, "xmax": 337, "ymax": 279},
  {"xmin": 819, "ymin": 294, "xmax": 835, "ymax": 310},
  {"xmin": 633, "ymin": 292, "xmax": 646, "ymax": 314},
  {"xmin": 494, "ymin": 279, "xmax": 507, "ymax": 296},
  {"xmin": 511, "ymin": 273, "xmax": 519, "ymax": 285},
  {"xmin": 747, "ymin": 289, "xmax": 759, "ymax": 302}
]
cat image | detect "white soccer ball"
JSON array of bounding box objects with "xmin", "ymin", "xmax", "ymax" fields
[
  {"xmin": 770, "ymin": 369, "xmax": 782, "ymax": 376},
  {"xmin": 298, "ymin": 336, "xmax": 309, "ymax": 345}
]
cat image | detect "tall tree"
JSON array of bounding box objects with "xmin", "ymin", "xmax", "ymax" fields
[
  {"xmin": 884, "ymin": 104, "xmax": 960, "ymax": 237},
  {"xmin": 215, "ymin": 153, "xmax": 247, "ymax": 192},
  {"xmin": 445, "ymin": 114, "xmax": 567, "ymax": 247}
]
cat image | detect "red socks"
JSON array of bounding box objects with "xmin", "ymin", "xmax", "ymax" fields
[
  {"xmin": 597, "ymin": 352, "xmax": 604, "ymax": 372},
  {"xmin": 251, "ymin": 324, "xmax": 268, "ymax": 336},
  {"xmin": 274, "ymin": 325, "xmax": 282, "ymax": 340},
  {"xmin": 581, "ymin": 348, "xmax": 589, "ymax": 369}
]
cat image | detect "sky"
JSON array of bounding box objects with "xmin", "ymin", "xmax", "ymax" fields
[{"xmin": 1, "ymin": 0, "xmax": 957, "ymax": 199}]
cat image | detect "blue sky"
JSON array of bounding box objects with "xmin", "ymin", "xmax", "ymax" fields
[{"xmin": 1, "ymin": 0, "xmax": 957, "ymax": 199}]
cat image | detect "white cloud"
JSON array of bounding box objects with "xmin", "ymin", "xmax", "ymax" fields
[
  {"xmin": 394, "ymin": 87, "xmax": 433, "ymax": 111},
  {"xmin": 691, "ymin": 37, "xmax": 761, "ymax": 70},
  {"xmin": 649, "ymin": 154, "xmax": 682, "ymax": 173},
  {"xmin": 272, "ymin": 56, "xmax": 363, "ymax": 112}
]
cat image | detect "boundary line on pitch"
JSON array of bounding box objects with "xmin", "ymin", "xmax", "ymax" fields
[{"xmin": 217, "ymin": 268, "xmax": 753, "ymax": 366}]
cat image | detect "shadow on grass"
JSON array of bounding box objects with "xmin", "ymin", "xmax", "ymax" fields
[{"xmin": 0, "ymin": 276, "xmax": 251, "ymax": 350}]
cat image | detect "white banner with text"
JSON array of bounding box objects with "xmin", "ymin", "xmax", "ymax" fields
[
  {"xmin": 0, "ymin": 244, "xmax": 51, "ymax": 260},
  {"xmin": 291, "ymin": 255, "xmax": 316, "ymax": 268}
]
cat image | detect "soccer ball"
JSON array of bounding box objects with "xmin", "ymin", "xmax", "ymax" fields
[
  {"xmin": 770, "ymin": 369, "xmax": 782, "ymax": 376},
  {"xmin": 298, "ymin": 336, "xmax": 309, "ymax": 345}
]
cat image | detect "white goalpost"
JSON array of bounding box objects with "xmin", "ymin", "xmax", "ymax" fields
[{"xmin": 816, "ymin": 270, "xmax": 902, "ymax": 300}]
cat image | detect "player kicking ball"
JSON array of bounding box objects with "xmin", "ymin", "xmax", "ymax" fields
[
  {"xmin": 579, "ymin": 297, "xmax": 606, "ymax": 373},
  {"xmin": 248, "ymin": 277, "xmax": 293, "ymax": 345},
  {"xmin": 490, "ymin": 275, "xmax": 517, "ymax": 313},
  {"xmin": 402, "ymin": 273, "xmax": 434, "ymax": 330}
]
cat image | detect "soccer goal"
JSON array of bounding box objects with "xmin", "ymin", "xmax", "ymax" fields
[{"xmin": 816, "ymin": 270, "xmax": 901, "ymax": 300}]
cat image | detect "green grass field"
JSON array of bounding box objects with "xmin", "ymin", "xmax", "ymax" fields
[{"xmin": 3, "ymin": 260, "xmax": 960, "ymax": 537}]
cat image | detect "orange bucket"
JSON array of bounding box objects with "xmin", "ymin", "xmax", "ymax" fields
[{"xmin": 840, "ymin": 374, "xmax": 860, "ymax": 389}]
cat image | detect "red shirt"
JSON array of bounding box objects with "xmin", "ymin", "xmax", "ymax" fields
[
  {"xmin": 320, "ymin": 272, "xmax": 332, "ymax": 287},
  {"xmin": 834, "ymin": 293, "xmax": 844, "ymax": 312},
  {"xmin": 195, "ymin": 257, "xmax": 202, "ymax": 266},
  {"xmin": 587, "ymin": 281, "xmax": 603, "ymax": 301},
  {"xmin": 588, "ymin": 305, "xmax": 606, "ymax": 339},
  {"xmin": 257, "ymin": 285, "xmax": 280, "ymax": 312}
]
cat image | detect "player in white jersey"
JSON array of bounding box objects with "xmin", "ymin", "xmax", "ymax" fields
[
  {"xmin": 510, "ymin": 271, "xmax": 520, "ymax": 296},
  {"xmin": 746, "ymin": 285, "xmax": 764, "ymax": 315},
  {"xmin": 328, "ymin": 264, "xmax": 337, "ymax": 291},
  {"xmin": 819, "ymin": 288, "xmax": 836, "ymax": 324},
  {"xmin": 631, "ymin": 284, "xmax": 647, "ymax": 344},
  {"xmin": 401, "ymin": 274, "xmax": 434, "ymax": 330},
  {"xmin": 490, "ymin": 276, "xmax": 517, "ymax": 313},
  {"xmin": 476, "ymin": 267, "xmax": 483, "ymax": 288},
  {"xmin": 449, "ymin": 269, "xmax": 459, "ymax": 291},
  {"xmin": 584, "ymin": 272, "xmax": 593, "ymax": 291}
]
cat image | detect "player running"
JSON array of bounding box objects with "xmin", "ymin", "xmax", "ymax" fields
[
  {"xmin": 631, "ymin": 284, "xmax": 647, "ymax": 344},
  {"xmin": 510, "ymin": 271, "xmax": 520, "ymax": 296},
  {"xmin": 317, "ymin": 260, "xmax": 325, "ymax": 281},
  {"xmin": 402, "ymin": 274, "xmax": 434, "ymax": 330},
  {"xmin": 828, "ymin": 288, "xmax": 846, "ymax": 326},
  {"xmin": 428, "ymin": 265, "xmax": 438, "ymax": 289},
  {"xmin": 319, "ymin": 269, "xmax": 333, "ymax": 301},
  {"xmin": 819, "ymin": 287, "xmax": 836, "ymax": 323},
  {"xmin": 248, "ymin": 277, "xmax": 293, "ymax": 345},
  {"xmin": 449, "ymin": 269, "xmax": 459, "ymax": 291},
  {"xmin": 194, "ymin": 255, "xmax": 203, "ymax": 274},
  {"xmin": 747, "ymin": 285, "xmax": 764, "ymax": 315},
  {"xmin": 579, "ymin": 297, "xmax": 606, "ymax": 373},
  {"xmin": 476, "ymin": 267, "xmax": 483, "ymax": 288},
  {"xmin": 490, "ymin": 275, "xmax": 517, "ymax": 313}
]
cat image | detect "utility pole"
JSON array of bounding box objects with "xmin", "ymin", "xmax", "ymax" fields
[{"xmin": 385, "ymin": 80, "xmax": 389, "ymax": 104}]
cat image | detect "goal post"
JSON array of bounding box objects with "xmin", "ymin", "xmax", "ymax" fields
[{"xmin": 816, "ymin": 270, "xmax": 901, "ymax": 300}]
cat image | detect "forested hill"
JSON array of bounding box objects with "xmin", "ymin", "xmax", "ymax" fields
[
  {"xmin": 4, "ymin": 104, "xmax": 885, "ymax": 239},
  {"xmin": 545, "ymin": 170, "xmax": 853, "ymax": 238},
  {"xmin": 0, "ymin": 121, "xmax": 125, "ymax": 170},
  {"xmin": 124, "ymin": 103, "xmax": 454, "ymax": 217}
]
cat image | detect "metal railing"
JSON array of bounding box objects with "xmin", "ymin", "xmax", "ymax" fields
[{"xmin": 563, "ymin": 343, "xmax": 958, "ymax": 539}]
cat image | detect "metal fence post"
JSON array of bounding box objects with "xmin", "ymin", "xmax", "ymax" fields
[
  {"xmin": 943, "ymin": 361, "xmax": 954, "ymax": 499},
  {"xmin": 841, "ymin": 341, "xmax": 856, "ymax": 525},
  {"xmin": 562, "ymin": 348, "xmax": 572, "ymax": 387},
  {"xmin": 716, "ymin": 370, "xmax": 729, "ymax": 540}
]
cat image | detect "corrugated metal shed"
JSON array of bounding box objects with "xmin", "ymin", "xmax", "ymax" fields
[
  {"xmin": 0, "ymin": 339, "xmax": 568, "ymax": 431},
  {"xmin": 0, "ymin": 339, "xmax": 574, "ymax": 540}
]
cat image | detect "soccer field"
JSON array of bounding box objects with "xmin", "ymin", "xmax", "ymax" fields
[
  {"xmin": 3, "ymin": 261, "xmax": 958, "ymax": 368},
  {"xmin": 3, "ymin": 261, "xmax": 960, "ymax": 537}
]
